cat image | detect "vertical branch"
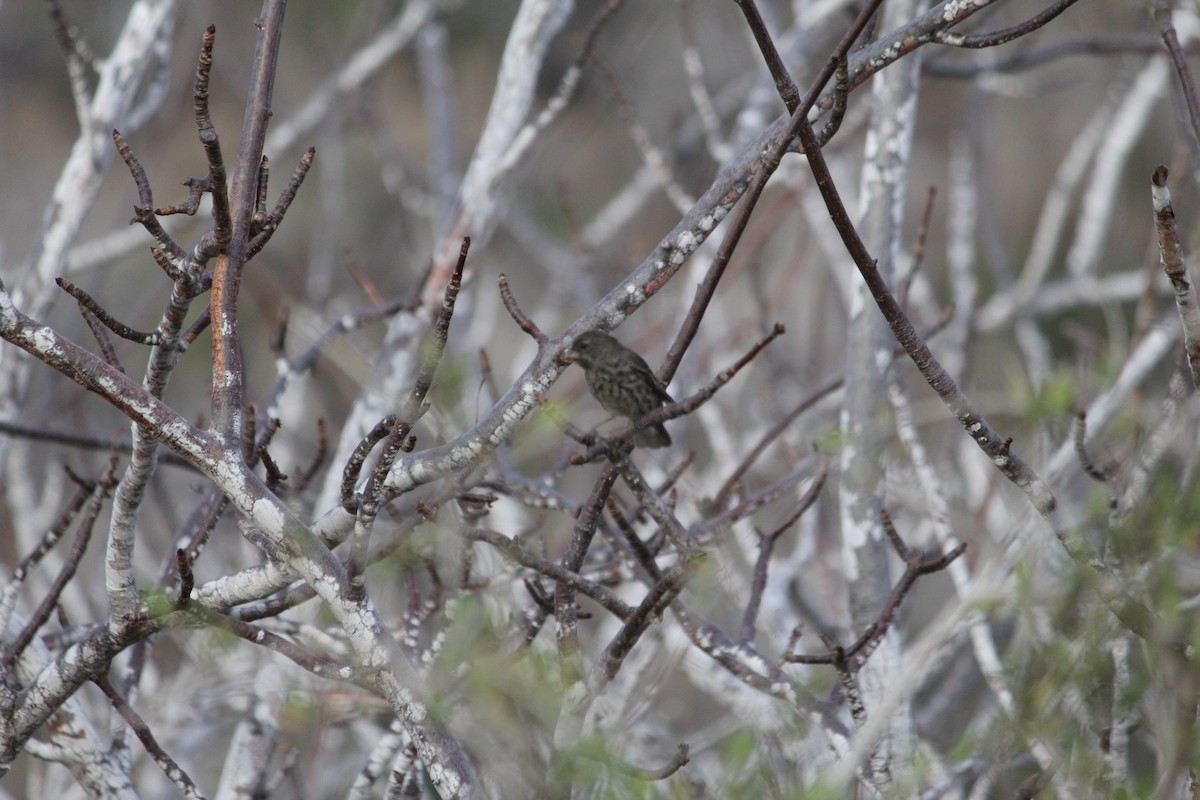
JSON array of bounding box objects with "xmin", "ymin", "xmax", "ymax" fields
[
  {"xmin": 209, "ymin": 1, "xmax": 287, "ymax": 442},
  {"xmin": 555, "ymin": 467, "xmax": 618, "ymax": 667},
  {"xmin": 1154, "ymin": 0, "xmax": 1200, "ymax": 146},
  {"xmin": 1152, "ymin": 165, "xmax": 1200, "ymax": 391}
]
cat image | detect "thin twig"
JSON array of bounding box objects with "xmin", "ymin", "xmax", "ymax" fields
[
  {"xmin": 600, "ymin": 556, "xmax": 695, "ymax": 680},
  {"xmin": 247, "ymin": 147, "xmax": 316, "ymax": 259},
  {"xmin": 933, "ymin": 0, "xmax": 1085, "ymax": 49},
  {"xmin": 56, "ymin": 278, "xmax": 160, "ymax": 345},
  {"xmin": 1073, "ymin": 411, "xmax": 1114, "ymax": 482},
  {"xmin": 1151, "ymin": 165, "xmax": 1200, "ymax": 392},
  {"xmin": 94, "ymin": 675, "xmax": 208, "ymax": 800},
  {"xmin": 739, "ymin": 457, "xmax": 827, "ymax": 643},
  {"xmin": 498, "ymin": 273, "xmax": 548, "ymax": 347},
  {"xmin": 467, "ymin": 528, "xmax": 633, "ymax": 620},
  {"xmin": 785, "ymin": 510, "xmax": 965, "ymax": 667},
  {"xmin": 341, "ymin": 415, "xmax": 398, "ymax": 512},
  {"xmin": 111, "ymin": 130, "xmax": 188, "ymax": 264},
  {"xmin": 3, "ymin": 455, "xmax": 117, "ymax": 669}
]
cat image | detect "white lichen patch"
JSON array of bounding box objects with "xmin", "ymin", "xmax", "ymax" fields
[
  {"xmin": 768, "ymin": 680, "xmax": 797, "ymax": 703},
  {"xmin": 249, "ymin": 496, "xmax": 286, "ymax": 534},
  {"xmin": 698, "ymin": 211, "xmax": 721, "ymax": 232},
  {"xmin": 32, "ymin": 327, "xmax": 58, "ymax": 354},
  {"xmin": 400, "ymin": 688, "xmax": 427, "ymax": 723},
  {"xmin": 210, "ymin": 453, "xmax": 246, "ymax": 487},
  {"xmin": 942, "ymin": 0, "xmax": 984, "ymax": 22}
]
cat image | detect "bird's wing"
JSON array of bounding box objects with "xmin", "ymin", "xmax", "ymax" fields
[{"xmin": 632, "ymin": 356, "xmax": 673, "ymax": 403}]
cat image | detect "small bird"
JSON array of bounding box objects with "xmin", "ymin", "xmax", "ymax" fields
[{"xmin": 565, "ymin": 330, "xmax": 673, "ymax": 448}]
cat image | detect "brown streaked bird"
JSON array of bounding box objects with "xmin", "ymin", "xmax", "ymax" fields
[{"xmin": 565, "ymin": 330, "xmax": 673, "ymax": 448}]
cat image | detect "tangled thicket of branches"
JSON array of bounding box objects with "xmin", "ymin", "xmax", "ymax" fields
[{"xmin": 2, "ymin": 0, "xmax": 1199, "ymax": 797}]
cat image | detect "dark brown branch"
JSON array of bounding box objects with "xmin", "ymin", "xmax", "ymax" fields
[
  {"xmin": 241, "ymin": 403, "xmax": 258, "ymax": 463},
  {"xmin": 640, "ymin": 743, "xmax": 690, "ymax": 781},
  {"xmin": 499, "ymin": 273, "xmax": 548, "ymax": 347},
  {"xmin": 827, "ymin": 637, "xmax": 865, "ymax": 735},
  {"xmin": 1073, "ymin": 411, "xmax": 1113, "ymax": 483},
  {"xmin": 148, "ymin": 246, "xmax": 194, "ymax": 288},
  {"xmin": 733, "ymin": 0, "xmax": 800, "ymax": 114},
  {"xmin": 899, "ymin": 185, "xmax": 938, "ymax": 307},
  {"xmin": 1152, "ymin": 165, "xmax": 1200, "ymax": 392},
  {"xmin": 556, "ymin": 466, "xmax": 619, "ymax": 661},
  {"xmin": 193, "ymin": 25, "xmax": 231, "ymax": 257},
  {"xmin": 734, "ymin": 0, "xmax": 849, "ymax": 150},
  {"xmin": 341, "ymin": 415, "xmax": 398, "ymax": 512},
  {"xmin": 601, "ymin": 556, "xmax": 695, "ymax": 680},
  {"xmin": 606, "ymin": 496, "xmax": 663, "ymax": 582},
  {"xmin": 642, "ymin": 323, "xmax": 783, "ymax": 433},
  {"xmin": 257, "ymin": 442, "xmax": 286, "ymax": 491},
  {"xmin": 94, "ymin": 675, "xmax": 205, "ymax": 798},
  {"xmin": 3, "ymin": 455, "xmax": 117, "ymax": 669},
  {"xmin": 56, "ymin": 278, "xmax": 160, "ymax": 345},
  {"xmin": 924, "ymin": 33, "xmax": 1186, "ymax": 78},
  {"xmin": 785, "ymin": 510, "xmax": 965, "ymax": 667},
  {"xmin": 167, "ymin": 491, "xmax": 230, "ymax": 593},
  {"xmin": 246, "ymin": 147, "xmax": 316, "ymax": 259},
  {"xmin": 365, "ymin": 239, "xmax": 470, "ymax": 509},
  {"xmin": 611, "ymin": 452, "xmax": 695, "ymax": 556},
  {"xmin": 739, "ymin": 457, "xmax": 827, "ymax": 643},
  {"xmin": 601, "ymin": 742, "xmax": 691, "ymax": 782},
  {"xmin": 0, "ymin": 420, "xmax": 195, "ymax": 468},
  {"xmin": 817, "ymin": 56, "xmax": 850, "ymax": 144},
  {"xmin": 348, "ymin": 420, "xmax": 405, "ymax": 601},
  {"xmin": 175, "ymin": 549, "xmax": 194, "ymax": 607},
  {"xmin": 111, "ymin": 130, "xmax": 187, "ymax": 264},
  {"xmin": 209, "ymin": 1, "xmax": 287, "ymax": 440},
  {"xmin": 411, "ymin": 237, "xmax": 468, "ymax": 412},
  {"xmin": 77, "ymin": 305, "xmax": 125, "ymax": 373},
  {"xmin": 932, "ymin": 0, "xmax": 1083, "ymax": 48},
  {"xmin": 467, "ymin": 528, "xmax": 633, "ymax": 620},
  {"xmin": 44, "ymin": 0, "xmax": 98, "ymax": 70},
  {"xmin": 154, "ymin": 176, "xmax": 210, "ymax": 217},
  {"xmin": 253, "ymin": 155, "xmax": 270, "ymax": 224},
  {"xmin": 183, "ymin": 306, "xmax": 212, "ymax": 346}
]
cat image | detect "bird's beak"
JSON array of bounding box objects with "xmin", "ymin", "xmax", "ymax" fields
[{"xmin": 559, "ymin": 348, "xmax": 578, "ymax": 366}]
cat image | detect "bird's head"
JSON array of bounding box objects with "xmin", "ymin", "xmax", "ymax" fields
[{"xmin": 563, "ymin": 330, "xmax": 618, "ymax": 370}]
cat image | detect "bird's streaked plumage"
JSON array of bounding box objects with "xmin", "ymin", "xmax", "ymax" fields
[{"xmin": 565, "ymin": 331, "xmax": 672, "ymax": 448}]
